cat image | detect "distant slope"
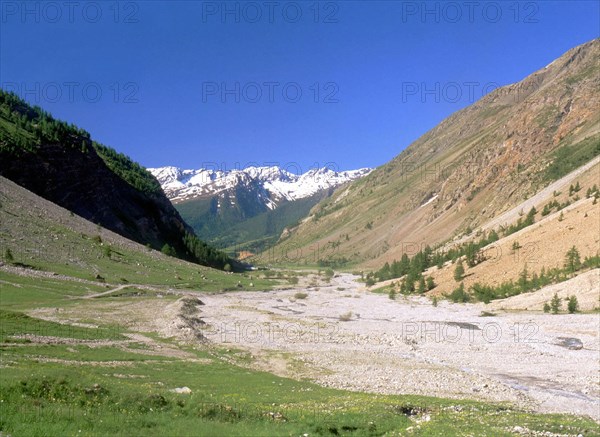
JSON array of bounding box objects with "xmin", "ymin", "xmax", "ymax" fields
[
  {"xmin": 0, "ymin": 90, "xmax": 231, "ymax": 269},
  {"xmin": 150, "ymin": 166, "xmax": 370, "ymax": 255},
  {"xmin": 177, "ymin": 190, "xmax": 331, "ymax": 254},
  {"xmin": 268, "ymin": 39, "xmax": 600, "ymax": 267}
]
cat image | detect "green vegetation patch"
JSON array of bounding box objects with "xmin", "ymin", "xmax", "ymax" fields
[
  {"xmin": 544, "ymin": 134, "xmax": 600, "ymax": 182},
  {"xmin": 0, "ymin": 310, "xmax": 124, "ymax": 343}
]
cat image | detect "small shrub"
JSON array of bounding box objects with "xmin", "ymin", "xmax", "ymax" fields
[
  {"xmin": 454, "ymin": 261, "xmax": 465, "ymax": 282},
  {"xmin": 550, "ymin": 293, "xmax": 561, "ymax": 314},
  {"xmin": 567, "ymin": 295, "xmax": 579, "ymax": 314},
  {"xmin": 431, "ymin": 296, "xmax": 438, "ymax": 307},
  {"xmin": 294, "ymin": 292, "xmax": 308, "ymax": 300},
  {"xmin": 543, "ymin": 303, "xmax": 551, "ymax": 313},
  {"xmin": 4, "ymin": 248, "xmax": 14, "ymax": 263},
  {"xmin": 448, "ymin": 283, "xmax": 470, "ymax": 303},
  {"xmin": 426, "ymin": 276, "xmax": 435, "ymax": 290},
  {"xmin": 161, "ymin": 244, "xmax": 176, "ymax": 257},
  {"xmin": 388, "ymin": 288, "xmax": 396, "ymax": 300}
]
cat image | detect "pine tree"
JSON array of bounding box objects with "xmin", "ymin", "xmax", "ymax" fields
[
  {"xmin": 550, "ymin": 293, "xmax": 561, "ymax": 314},
  {"xmin": 454, "ymin": 260, "xmax": 465, "ymax": 281},
  {"xmin": 518, "ymin": 266, "xmax": 528, "ymax": 292},
  {"xmin": 567, "ymin": 295, "xmax": 579, "ymax": 314},
  {"xmin": 564, "ymin": 246, "xmax": 581, "ymax": 273},
  {"xmin": 161, "ymin": 243, "xmax": 176, "ymax": 257},
  {"xmin": 426, "ymin": 276, "xmax": 435, "ymax": 290}
]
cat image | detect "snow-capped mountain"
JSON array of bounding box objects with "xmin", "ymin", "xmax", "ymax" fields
[{"xmin": 149, "ymin": 165, "xmax": 372, "ymax": 208}]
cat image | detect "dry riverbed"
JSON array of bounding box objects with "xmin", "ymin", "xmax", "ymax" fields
[{"xmin": 196, "ymin": 273, "xmax": 600, "ymax": 420}]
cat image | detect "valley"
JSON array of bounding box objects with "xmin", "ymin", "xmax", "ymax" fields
[{"xmin": 1, "ymin": 28, "xmax": 599, "ymax": 436}]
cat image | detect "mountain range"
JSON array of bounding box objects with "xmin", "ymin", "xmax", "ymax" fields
[{"xmin": 149, "ymin": 165, "xmax": 371, "ymax": 254}]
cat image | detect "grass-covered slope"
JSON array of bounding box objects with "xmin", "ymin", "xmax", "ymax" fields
[
  {"xmin": 0, "ymin": 90, "xmax": 231, "ymax": 269},
  {"xmin": 0, "ymin": 176, "xmax": 269, "ymax": 292}
]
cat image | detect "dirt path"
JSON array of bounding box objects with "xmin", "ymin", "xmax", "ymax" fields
[{"xmin": 195, "ymin": 273, "xmax": 600, "ymax": 420}]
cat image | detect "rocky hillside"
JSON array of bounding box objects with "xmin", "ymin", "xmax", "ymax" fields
[
  {"xmin": 268, "ymin": 39, "xmax": 600, "ymax": 267},
  {"xmin": 0, "ymin": 90, "xmax": 231, "ymax": 269}
]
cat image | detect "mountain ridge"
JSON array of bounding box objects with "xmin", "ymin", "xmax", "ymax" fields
[
  {"xmin": 266, "ymin": 38, "xmax": 600, "ymax": 268},
  {"xmin": 149, "ymin": 165, "xmax": 372, "ymax": 205}
]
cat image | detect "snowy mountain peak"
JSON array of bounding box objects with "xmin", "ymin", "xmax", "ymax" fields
[{"xmin": 148, "ymin": 165, "xmax": 372, "ymax": 207}]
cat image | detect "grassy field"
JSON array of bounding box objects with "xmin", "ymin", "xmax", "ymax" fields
[
  {"xmin": 1, "ymin": 179, "xmax": 599, "ymax": 436},
  {"xmin": 2, "ymin": 270, "xmax": 599, "ymax": 436}
]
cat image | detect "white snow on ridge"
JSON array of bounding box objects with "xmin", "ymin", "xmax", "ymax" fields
[{"xmin": 148, "ymin": 165, "xmax": 372, "ymax": 206}]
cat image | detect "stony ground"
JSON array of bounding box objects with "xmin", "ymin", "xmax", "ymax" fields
[{"xmin": 194, "ymin": 273, "xmax": 600, "ymax": 420}]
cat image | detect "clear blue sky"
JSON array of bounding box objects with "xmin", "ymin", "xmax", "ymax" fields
[{"xmin": 1, "ymin": 1, "xmax": 598, "ymax": 173}]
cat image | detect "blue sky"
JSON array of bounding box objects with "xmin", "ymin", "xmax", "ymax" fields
[{"xmin": 1, "ymin": 1, "xmax": 598, "ymax": 173}]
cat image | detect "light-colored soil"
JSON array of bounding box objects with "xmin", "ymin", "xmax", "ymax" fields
[
  {"xmin": 424, "ymin": 196, "xmax": 600, "ymax": 300},
  {"xmin": 193, "ymin": 274, "xmax": 599, "ymax": 420}
]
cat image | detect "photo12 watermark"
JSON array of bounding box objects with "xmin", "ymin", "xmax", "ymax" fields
[
  {"xmin": 1, "ymin": 1, "xmax": 140, "ymax": 24},
  {"xmin": 201, "ymin": 81, "xmax": 339, "ymax": 104},
  {"xmin": 200, "ymin": 1, "xmax": 339, "ymax": 24},
  {"xmin": 400, "ymin": 76, "xmax": 544, "ymax": 104},
  {"xmin": 400, "ymin": 1, "xmax": 540, "ymax": 24},
  {"xmin": 201, "ymin": 320, "xmax": 541, "ymax": 346},
  {"xmin": 1, "ymin": 82, "xmax": 140, "ymax": 104}
]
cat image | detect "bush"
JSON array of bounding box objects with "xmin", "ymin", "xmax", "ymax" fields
[
  {"xmin": 4, "ymin": 248, "xmax": 14, "ymax": 263},
  {"xmin": 453, "ymin": 261, "xmax": 465, "ymax": 282},
  {"xmin": 543, "ymin": 303, "xmax": 551, "ymax": 313},
  {"xmin": 448, "ymin": 283, "xmax": 470, "ymax": 303},
  {"xmin": 471, "ymin": 283, "xmax": 495, "ymax": 304},
  {"xmin": 426, "ymin": 276, "xmax": 435, "ymax": 290},
  {"xmin": 550, "ymin": 293, "xmax": 561, "ymax": 314},
  {"xmin": 161, "ymin": 243, "xmax": 176, "ymax": 257},
  {"xmin": 564, "ymin": 246, "xmax": 581, "ymax": 273},
  {"xmin": 431, "ymin": 296, "xmax": 438, "ymax": 307},
  {"xmin": 294, "ymin": 292, "xmax": 308, "ymax": 300},
  {"xmin": 567, "ymin": 295, "xmax": 579, "ymax": 314}
]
